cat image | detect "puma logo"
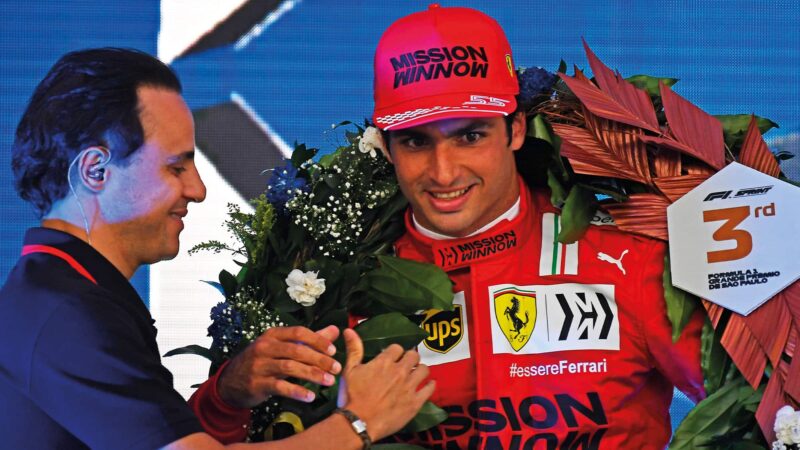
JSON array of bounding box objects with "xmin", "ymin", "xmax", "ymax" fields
[{"xmin": 597, "ymin": 249, "xmax": 628, "ymax": 275}]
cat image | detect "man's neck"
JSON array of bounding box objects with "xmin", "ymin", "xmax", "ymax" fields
[
  {"xmin": 413, "ymin": 196, "xmax": 521, "ymax": 240},
  {"xmin": 40, "ymin": 219, "xmax": 138, "ymax": 279}
]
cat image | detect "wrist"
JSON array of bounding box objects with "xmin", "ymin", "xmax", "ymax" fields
[{"xmin": 334, "ymin": 408, "xmax": 373, "ymax": 450}]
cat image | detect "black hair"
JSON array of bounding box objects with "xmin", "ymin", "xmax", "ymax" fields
[{"xmin": 12, "ymin": 47, "xmax": 182, "ymax": 217}]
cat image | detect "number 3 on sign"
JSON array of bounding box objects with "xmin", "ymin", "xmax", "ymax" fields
[{"xmin": 703, "ymin": 203, "xmax": 775, "ymax": 263}]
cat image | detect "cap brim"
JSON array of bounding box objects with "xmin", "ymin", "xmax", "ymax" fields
[{"xmin": 373, "ymin": 92, "xmax": 517, "ymax": 130}]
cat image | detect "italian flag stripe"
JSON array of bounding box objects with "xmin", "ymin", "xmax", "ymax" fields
[{"xmin": 540, "ymin": 213, "xmax": 579, "ymax": 276}]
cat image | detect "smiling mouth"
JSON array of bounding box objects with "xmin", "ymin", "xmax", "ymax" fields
[{"xmin": 429, "ymin": 186, "xmax": 471, "ymax": 200}]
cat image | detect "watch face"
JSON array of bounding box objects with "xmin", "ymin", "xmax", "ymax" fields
[{"xmin": 353, "ymin": 419, "xmax": 367, "ymax": 434}]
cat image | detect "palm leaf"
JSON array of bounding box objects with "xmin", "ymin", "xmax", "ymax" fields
[
  {"xmin": 738, "ymin": 115, "xmax": 780, "ymax": 177},
  {"xmin": 651, "ymin": 150, "xmax": 682, "ymax": 178},
  {"xmin": 558, "ymin": 72, "xmax": 660, "ymax": 133},
  {"xmin": 603, "ymin": 194, "xmax": 670, "ymax": 240},
  {"xmin": 551, "ymin": 119, "xmax": 650, "ymax": 184},
  {"xmin": 659, "ymin": 82, "xmax": 726, "ymax": 170},
  {"xmin": 654, "ymin": 174, "xmax": 710, "ymax": 202},
  {"xmin": 583, "ymin": 40, "xmax": 660, "ymax": 132},
  {"xmin": 755, "ymin": 359, "xmax": 790, "ymax": 443}
]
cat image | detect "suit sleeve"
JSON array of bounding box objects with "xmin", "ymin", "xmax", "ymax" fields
[
  {"xmin": 187, "ymin": 360, "xmax": 250, "ymax": 443},
  {"xmin": 639, "ymin": 239, "xmax": 706, "ymax": 403}
]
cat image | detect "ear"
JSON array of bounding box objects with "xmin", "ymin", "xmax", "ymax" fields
[
  {"xmin": 509, "ymin": 112, "xmax": 527, "ymax": 152},
  {"xmin": 76, "ymin": 146, "xmax": 112, "ymax": 191}
]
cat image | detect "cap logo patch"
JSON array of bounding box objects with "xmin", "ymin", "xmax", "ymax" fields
[
  {"xmin": 463, "ymin": 95, "xmax": 510, "ymax": 107},
  {"xmin": 390, "ymin": 46, "xmax": 489, "ymax": 89},
  {"xmin": 505, "ymin": 54, "xmax": 514, "ymax": 77}
]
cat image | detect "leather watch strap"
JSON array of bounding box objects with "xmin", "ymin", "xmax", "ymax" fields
[{"xmin": 334, "ymin": 408, "xmax": 372, "ymax": 450}]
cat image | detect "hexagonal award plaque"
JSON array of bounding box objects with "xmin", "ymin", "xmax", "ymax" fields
[{"xmin": 667, "ymin": 162, "xmax": 800, "ymax": 315}]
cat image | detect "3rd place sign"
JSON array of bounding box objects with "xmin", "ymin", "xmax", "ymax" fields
[{"xmin": 667, "ymin": 162, "xmax": 800, "ymax": 315}]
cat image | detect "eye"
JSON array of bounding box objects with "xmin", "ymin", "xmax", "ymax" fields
[
  {"xmin": 399, "ymin": 136, "xmax": 428, "ymax": 149},
  {"xmin": 170, "ymin": 165, "xmax": 187, "ymax": 175},
  {"xmin": 462, "ymin": 131, "xmax": 483, "ymax": 143}
]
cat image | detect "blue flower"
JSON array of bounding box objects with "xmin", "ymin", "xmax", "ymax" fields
[
  {"xmin": 518, "ymin": 67, "xmax": 557, "ymax": 105},
  {"xmin": 266, "ymin": 161, "xmax": 308, "ymax": 210},
  {"xmin": 208, "ymin": 301, "xmax": 243, "ymax": 349}
]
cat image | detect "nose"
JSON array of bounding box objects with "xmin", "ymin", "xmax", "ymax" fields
[
  {"xmin": 429, "ymin": 142, "xmax": 459, "ymax": 187},
  {"xmin": 185, "ymin": 164, "xmax": 207, "ymax": 203}
]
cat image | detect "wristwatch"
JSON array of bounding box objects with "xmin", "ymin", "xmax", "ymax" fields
[{"xmin": 334, "ymin": 408, "xmax": 372, "ymax": 450}]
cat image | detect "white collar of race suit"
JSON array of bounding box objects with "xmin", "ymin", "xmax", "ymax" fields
[{"xmin": 412, "ymin": 196, "xmax": 521, "ymax": 240}]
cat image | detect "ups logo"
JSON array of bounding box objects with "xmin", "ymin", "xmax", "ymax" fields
[{"xmin": 421, "ymin": 305, "xmax": 463, "ymax": 353}]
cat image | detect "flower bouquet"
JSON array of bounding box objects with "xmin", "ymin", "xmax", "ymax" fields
[{"xmin": 168, "ymin": 125, "xmax": 453, "ymax": 443}]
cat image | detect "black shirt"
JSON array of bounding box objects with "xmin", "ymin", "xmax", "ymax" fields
[{"xmin": 0, "ymin": 228, "xmax": 203, "ymax": 449}]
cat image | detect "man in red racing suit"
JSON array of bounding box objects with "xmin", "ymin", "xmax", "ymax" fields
[
  {"xmin": 391, "ymin": 179, "xmax": 705, "ymax": 449},
  {"xmin": 371, "ymin": 5, "xmax": 705, "ymax": 449}
]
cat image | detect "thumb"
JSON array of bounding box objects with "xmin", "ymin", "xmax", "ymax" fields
[{"xmin": 343, "ymin": 328, "xmax": 364, "ymax": 372}]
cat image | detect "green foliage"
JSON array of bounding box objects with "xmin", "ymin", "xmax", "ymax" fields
[
  {"xmin": 557, "ymin": 185, "xmax": 598, "ymax": 244},
  {"xmin": 669, "ymin": 377, "xmax": 764, "ymax": 449},
  {"xmin": 354, "ymin": 312, "xmax": 429, "ymax": 359},
  {"xmin": 401, "ymin": 401, "xmax": 449, "ymax": 433},
  {"xmin": 715, "ymin": 114, "xmax": 779, "ymax": 151},
  {"xmin": 662, "ymin": 252, "xmax": 701, "ymax": 342},
  {"xmin": 360, "ymin": 256, "xmax": 454, "ymax": 314},
  {"xmin": 625, "ymin": 74, "xmax": 679, "ymax": 97},
  {"xmin": 163, "ymin": 344, "xmax": 217, "ymax": 361}
]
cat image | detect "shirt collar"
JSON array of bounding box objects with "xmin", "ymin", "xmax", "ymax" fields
[
  {"xmin": 402, "ymin": 177, "xmax": 532, "ymax": 271},
  {"xmin": 412, "ymin": 196, "xmax": 521, "ymax": 240},
  {"xmin": 22, "ymin": 227, "xmax": 144, "ymax": 305}
]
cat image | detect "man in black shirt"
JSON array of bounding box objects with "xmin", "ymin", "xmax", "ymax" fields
[{"xmin": 0, "ymin": 47, "xmax": 433, "ymax": 450}]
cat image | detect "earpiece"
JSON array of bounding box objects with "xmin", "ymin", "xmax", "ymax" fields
[
  {"xmin": 87, "ymin": 167, "xmax": 105, "ymax": 180},
  {"xmin": 84, "ymin": 147, "xmax": 111, "ymax": 182}
]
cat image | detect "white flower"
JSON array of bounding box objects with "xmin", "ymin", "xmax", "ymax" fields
[
  {"xmin": 792, "ymin": 423, "xmax": 800, "ymax": 444},
  {"xmin": 358, "ymin": 126, "xmax": 388, "ymax": 159},
  {"xmin": 285, "ymin": 269, "xmax": 326, "ymax": 306},
  {"xmin": 774, "ymin": 405, "xmax": 800, "ymax": 445}
]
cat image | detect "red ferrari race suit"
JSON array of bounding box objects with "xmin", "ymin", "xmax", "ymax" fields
[{"xmin": 392, "ymin": 179, "xmax": 705, "ymax": 450}]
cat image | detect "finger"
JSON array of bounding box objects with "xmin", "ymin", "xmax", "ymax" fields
[
  {"xmin": 269, "ymin": 378, "xmax": 316, "ymax": 403},
  {"xmin": 407, "ymin": 363, "xmax": 430, "ymax": 387},
  {"xmin": 266, "ymin": 342, "xmax": 341, "ymax": 375},
  {"xmin": 262, "ymin": 358, "xmax": 337, "ymax": 387},
  {"xmin": 266, "ymin": 326, "xmax": 337, "ymax": 356},
  {"xmin": 413, "ymin": 380, "xmax": 436, "ymax": 406},
  {"xmin": 373, "ymin": 343, "xmax": 404, "ymax": 363},
  {"xmin": 315, "ymin": 325, "xmax": 340, "ymax": 344},
  {"xmin": 343, "ymin": 328, "xmax": 364, "ymax": 372},
  {"xmin": 398, "ymin": 349, "xmax": 420, "ymax": 371}
]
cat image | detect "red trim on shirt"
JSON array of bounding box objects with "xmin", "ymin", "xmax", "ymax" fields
[
  {"xmin": 21, "ymin": 244, "xmax": 98, "ymax": 285},
  {"xmin": 187, "ymin": 360, "xmax": 251, "ymax": 443}
]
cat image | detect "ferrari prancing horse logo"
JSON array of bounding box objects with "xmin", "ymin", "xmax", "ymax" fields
[{"xmin": 493, "ymin": 289, "xmax": 536, "ymax": 351}]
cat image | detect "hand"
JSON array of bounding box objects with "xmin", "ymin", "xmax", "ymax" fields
[
  {"xmin": 338, "ymin": 329, "xmax": 435, "ymax": 441},
  {"xmin": 217, "ymin": 325, "xmax": 342, "ymax": 408}
]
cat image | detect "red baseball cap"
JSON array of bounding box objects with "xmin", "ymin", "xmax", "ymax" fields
[{"xmin": 372, "ymin": 4, "xmax": 519, "ymax": 131}]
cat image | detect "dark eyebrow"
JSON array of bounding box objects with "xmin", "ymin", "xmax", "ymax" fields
[
  {"xmin": 445, "ymin": 120, "xmax": 491, "ymax": 138},
  {"xmin": 166, "ymin": 150, "xmax": 195, "ymax": 164},
  {"xmin": 391, "ymin": 129, "xmax": 428, "ymax": 140}
]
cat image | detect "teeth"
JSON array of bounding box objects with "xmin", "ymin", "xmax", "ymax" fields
[{"xmin": 432, "ymin": 188, "xmax": 468, "ymax": 199}]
